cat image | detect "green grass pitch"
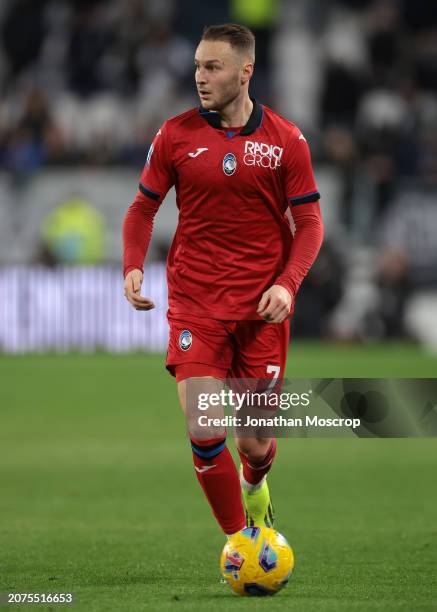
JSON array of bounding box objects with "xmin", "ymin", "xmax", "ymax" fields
[{"xmin": 1, "ymin": 343, "xmax": 437, "ymax": 611}]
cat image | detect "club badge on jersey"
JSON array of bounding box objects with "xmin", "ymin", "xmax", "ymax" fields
[
  {"xmin": 179, "ymin": 329, "xmax": 192, "ymax": 351},
  {"xmin": 223, "ymin": 153, "xmax": 237, "ymax": 176}
]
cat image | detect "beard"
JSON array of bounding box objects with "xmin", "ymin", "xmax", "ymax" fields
[{"xmin": 199, "ymin": 77, "xmax": 241, "ymax": 112}]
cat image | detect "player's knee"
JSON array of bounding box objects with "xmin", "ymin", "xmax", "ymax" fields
[
  {"xmin": 187, "ymin": 417, "xmax": 226, "ymax": 442},
  {"xmin": 235, "ymin": 436, "xmax": 271, "ymax": 461},
  {"xmin": 178, "ymin": 376, "xmax": 227, "ymax": 440}
]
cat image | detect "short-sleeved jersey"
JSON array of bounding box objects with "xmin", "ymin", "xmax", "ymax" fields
[{"xmin": 139, "ymin": 99, "xmax": 320, "ymax": 320}]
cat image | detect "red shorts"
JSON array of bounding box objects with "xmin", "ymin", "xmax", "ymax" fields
[{"xmin": 166, "ymin": 314, "xmax": 290, "ymax": 384}]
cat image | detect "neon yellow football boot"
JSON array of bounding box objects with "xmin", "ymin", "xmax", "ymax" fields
[{"xmin": 240, "ymin": 466, "xmax": 275, "ymax": 528}]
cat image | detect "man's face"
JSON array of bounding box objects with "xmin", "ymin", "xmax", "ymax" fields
[{"xmin": 194, "ymin": 40, "xmax": 250, "ymax": 111}]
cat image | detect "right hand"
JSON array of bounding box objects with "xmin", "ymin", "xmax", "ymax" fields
[{"xmin": 124, "ymin": 269, "xmax": 155, "ymax": 311}]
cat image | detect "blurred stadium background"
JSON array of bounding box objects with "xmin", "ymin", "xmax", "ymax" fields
[{"xmin": 0, "ymin": 0, "xmax": 437, "ymax": 354}]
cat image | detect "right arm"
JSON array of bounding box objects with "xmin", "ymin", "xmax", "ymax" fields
[
  {"xmin": 122, "ymin": 123, "xmax": 175, "ymax": 310},
  {"xmin": 123, "ymin": 189, "xmax": 160, "ymax": 310}
]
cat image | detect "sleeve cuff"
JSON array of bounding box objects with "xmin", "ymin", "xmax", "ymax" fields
[
  {"xmin": 274, "ymin": 279, "xmax": 296, "ymax": 299},
  {"xmin": 123, "ymin": 264, "xmax": 144, "ymax": 278}
]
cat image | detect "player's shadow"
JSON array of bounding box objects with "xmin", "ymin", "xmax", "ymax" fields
[{"xmin": 194, "ymin": 590, "xmax": 293, "ymax": 601}]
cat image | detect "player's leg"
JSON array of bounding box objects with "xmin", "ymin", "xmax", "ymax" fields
[
  {"xmin": 237, "ymin": 435, "xmax": 277, "ymax": 528},
  {"xmin": 166, "ymin": 315, "xmax": 246, "ymax": 536},
  {"xmin": 237, "ymin": 437, "xmax": 277, "ymax": 485},
  {"xmin": 230, "ymin": 319, "xmax": 290, "ymax": 527},
  {"xmin": 177, "ymin": 373, "xmax": 245, "ymax": 536}
]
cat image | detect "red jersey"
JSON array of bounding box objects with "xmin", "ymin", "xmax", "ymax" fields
[{"xmin": 123, "ymin": 99, "xmax": 323, "ymax": 320}]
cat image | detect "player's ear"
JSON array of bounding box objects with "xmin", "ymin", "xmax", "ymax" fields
[{"xmin": 241, "ymin": 62, "xmax": 254, "ymax": 85}]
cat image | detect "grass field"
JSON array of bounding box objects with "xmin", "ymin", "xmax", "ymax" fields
[{"xmin": 1, "ymin": 343, "xmax": 437, "ymax": 611}]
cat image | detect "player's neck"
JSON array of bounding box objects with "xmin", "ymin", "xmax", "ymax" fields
[{"xmin": 217, "ymin": 94, "xmax": 253, "ymax": 129}]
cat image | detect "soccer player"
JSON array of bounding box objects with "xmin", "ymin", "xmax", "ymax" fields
[{"xmin": 123, "ymin": 24, "xmax": 323, "ymax": 536}]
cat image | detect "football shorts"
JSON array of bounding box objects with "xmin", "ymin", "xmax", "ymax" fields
[{"xmin": 166, "ymin": 313, "xmax": 290, "ymax": 387}]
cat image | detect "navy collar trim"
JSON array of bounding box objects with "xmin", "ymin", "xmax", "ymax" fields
[{"xmin": 198, "ymin": 98, "xmax": 263, "ymax": 135}]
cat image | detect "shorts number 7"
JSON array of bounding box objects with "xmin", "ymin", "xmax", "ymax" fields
[{"xmin": 265, "ymin": 364, "xmax": 280, "ymax": 395}]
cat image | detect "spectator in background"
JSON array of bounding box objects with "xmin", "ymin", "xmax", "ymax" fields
[
  {"xmin": 2, "ymin": 87, "xmax": 65, "ymax": 182},
  {"xmin": 40, "ymin": 195, "xmax": 105, "ymax": 265},
  {"xmin": 1, "ymin": 0, "xmax": 47, "ymax": 82},
  {"xmin": 66, "ymin": 2, "xmax": 114, "ymax": 96},
  {"xmin": 376, "ymin": 137, "xmax": 437, "ymax": 339},
  {"xmin": 292, "ymin": 241, "xmax": 344, "ymax": 337},
  {"xmin": 2, "ymin": 125, "xmax": 46, "ymax": 184}
]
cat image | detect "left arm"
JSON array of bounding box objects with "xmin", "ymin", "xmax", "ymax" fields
[
  {"xmin": 257, "ymin": 202, "xmax": 323, "ymax": 323},
  {"xmin": 275, "ymin": 200, "xmax": 324, "ymax": 298},
  {"xmin": 257, "ymin": 127, "xmax": 324, "ymax": 323}
]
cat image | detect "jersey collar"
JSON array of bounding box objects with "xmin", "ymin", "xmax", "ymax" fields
[{"xmin": 198, "ymin": 98, "xmax": 263, "ymax": 135}]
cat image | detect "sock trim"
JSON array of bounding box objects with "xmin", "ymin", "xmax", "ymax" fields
[
  {"xmin": 240, "ymin": 470, "xmax": 266, "ymax": 492},
  {"xmin": 191, "ymin": 438, "xmax": 226, "ymax": 459},
  {"xmin": 246, "ymin": 440, "xmax": 276, "ymax": 471}
]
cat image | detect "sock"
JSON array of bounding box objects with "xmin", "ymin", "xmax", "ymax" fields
[
  {"xmin": 240, "ymin": 471, "xmax": 265, "ymax": 493},
  {"xmin": 190, "ymin": 436, "xmax": 246, "ymax": 535},
  {"xmin": 238, "ymin": 438, "xmax": 277, "ymax": 486}
]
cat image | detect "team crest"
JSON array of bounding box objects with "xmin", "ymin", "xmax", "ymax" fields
[
  {"xmin": 223, "ymin": 152, "xmax": 237, "ymax": 176},
  {"xmin": 179, "ymin": 329, "xmax": 192, "ymax": 351}
]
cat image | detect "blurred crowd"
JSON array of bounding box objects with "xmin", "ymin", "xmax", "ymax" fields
[
  {"xmin": 0, "ymin": 0, "xmax": 197, "ymax": 172},
  {"xmin": 0, "ymin": 0, "xmax": 436, "ymax": 342}
]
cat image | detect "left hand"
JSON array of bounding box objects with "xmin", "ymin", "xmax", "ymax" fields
[{"xmin": 257, "ymin": 285, "xmax": 293, "ymax": 323}]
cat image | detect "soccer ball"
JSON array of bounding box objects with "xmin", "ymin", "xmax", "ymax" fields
[{"xmin": 220, "ymin": 526, "xmax": 294, "ymax": 596}]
